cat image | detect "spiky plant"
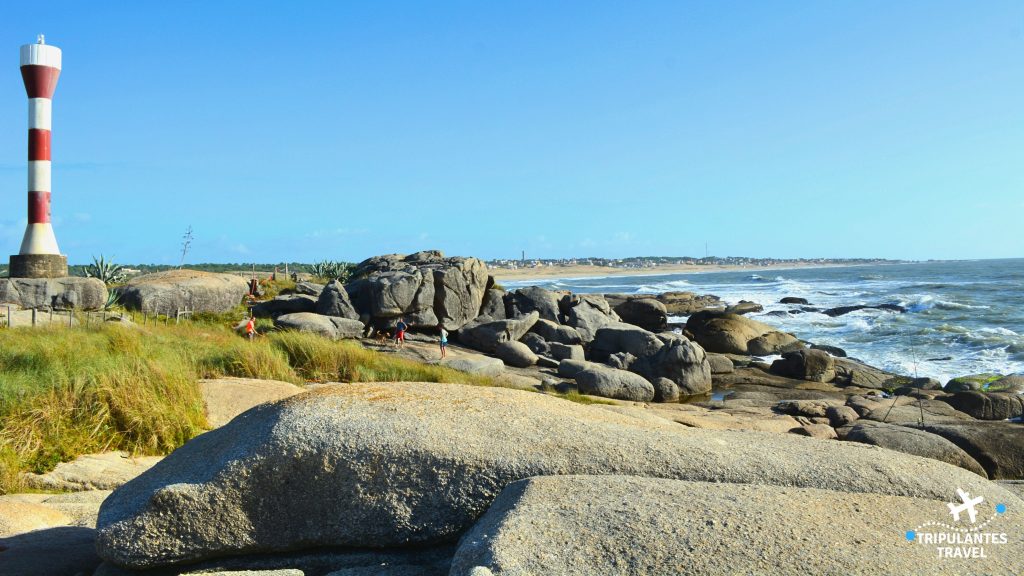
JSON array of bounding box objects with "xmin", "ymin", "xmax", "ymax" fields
[
  {"xmin": 310, "ymin": 260, "xmax": 353, "ymax": 283},
  {"xmin": 85, "ymin": 255, "xmax": 127, "ymax": 285}
]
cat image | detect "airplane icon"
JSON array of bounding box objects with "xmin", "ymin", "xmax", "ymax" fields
[{"xmin": 948, "ymin": 488, "xmax": 984, "ymax": 523}]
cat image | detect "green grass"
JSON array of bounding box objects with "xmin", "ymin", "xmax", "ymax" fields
[{"xmin": 0, "ymin": 319, "xmax": 505, "ymax": 494}]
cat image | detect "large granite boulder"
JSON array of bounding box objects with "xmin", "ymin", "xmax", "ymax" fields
[
  {"xmin": 0, "ymin": 277, "xmax": 108, "ymax": 310},
  {"xmin": 548, "ymin": 342, "xmax": 585, "ymax": 362},
  {"xmin": 506, "ymin": 286, "xmax": 560, "ymax": 322},
  {"xmin": 574, "ymin": 366, "xmax": 655, "ymax": 402},
  {"xmin": 560, "ymin": 294, "xmax": 619, "ymax": 342},
  {"xmin": 457, "ymin": 312, "xmax": 539, "ymax": 353},
  {"xmin": 494, "ymin": 341, "xmax": 538, "ymax": 368},
  {"xmin": 588, "ymin": 323, "xmax": 664, "ymax": 362},
  {"xmin": 115, "ymin": 270, "xmax": 249, "ymax": 314},
  {"xmin": 631, "ymin": 338, "xmax": 713, "ymax": 396},
  {"xmin": 528, "ymin": 319, "xmax": 583, "ymax": 345},
  {"xmin": 939, "ymin": 391, "xmax": 1024, "ymax": 421},
  {"xmin": 770, "ymin": 349, "xmax": 836, "ymax": 383},
  {"xmin": 862, "ymin": 399, "xmax": 976, "ymax": 426},
  {"xmin": 251, "ymin": 294, "xmax": 317, "ymax": 318},
  {"xmin": 430, "ymin": 258, "xmax": 489, "ymax": 329},
  {"xmin": 292, "ymin": 281, "xmax": 324, "ymax": 296},
  {"xmin": 449, "ymin": 475, "xmax": 1022, "ymax": 576},
  {"xmin": 478, "ymin": 288, "xmax": 506, "ymax": 320},
  {"xmin": 685, "ymin": 311, "xmax": 801, "ymax": 355},
  {"xmin": 842, "ymin": 421, "xmax": 987, "ymax": 477},
  {"xmin": 273, "ymin": 313, "xmax": 364, "ymax": 339},
  {"xmin": 606, "ymin": 296, "xmax": 668, "ymax": 332},
  {"xmin": 924, "ymin": 422, "xmax": 1024, "ymax": 480},
  {"xmin": 832, "ymin": 357, "xmax": 903, "ymax": 389},
  {"xmin": 314, "ymin": 280, "xmax": 360, "ymax": 320},
  {"xmin": 94, "ymin": 383, "xmax": 1005, "ymax": 569}
]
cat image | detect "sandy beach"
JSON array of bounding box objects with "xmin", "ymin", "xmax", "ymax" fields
[{"xmin": 490, "ymin": 262, "xmax": 850, "ymax": 283}]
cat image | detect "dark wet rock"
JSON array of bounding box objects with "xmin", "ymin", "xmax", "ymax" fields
[
  {"xmin": 822, "ymin": 304, "xmax": 906, "ymax": 317},
  {"xmin": 843, "ymin": 421, "xmax": 987, "ymax": 477},
  {"xmin": 770, "ymin": 349, "xmax": 836, "ymax": 383},
  {"xmin": 519, "ymin": 333, "xmax": 550, "ymax": 356},
  {"xmin": 939, "ymin": 391, "xmax": 1024, "ymax": 421},
  {"xmin": 990, "ymin": 375, "xmax": 1024, "ymax": 393},
  {"xmin": 780, "ymin": 297, "xmax": 809, "ymax": 305},
  {"xmin": 724, "ymin": 300, "xmax": 763, "ymax": 315},
  {"xmin": 923, "ymin": 422, "xmax": 1024, "ymax": 479},
  {"xmin": 810, "ymin": 343, "xmax": 847, "ymax": 357}
]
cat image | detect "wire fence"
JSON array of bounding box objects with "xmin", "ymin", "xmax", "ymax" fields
[{"xmin": 0, "ymin": 305, "xmax": 196, "ymax": 329}]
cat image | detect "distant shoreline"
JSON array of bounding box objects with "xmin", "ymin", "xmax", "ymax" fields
[{"xmin": 491, "ymin": 262, "xmax": 871, "ymax": 284}]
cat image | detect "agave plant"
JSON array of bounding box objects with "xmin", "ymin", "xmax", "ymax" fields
[
  {"xmin": 103, "ymin": 290, "xmax": 121, "ymax": 310},
  {"xmin": 85, "ymin": 255, "xmax": 128, "ymax": 285},
  {"xmin": 309, "ymin": 260, "xmax": 353, "ymax": 282}
]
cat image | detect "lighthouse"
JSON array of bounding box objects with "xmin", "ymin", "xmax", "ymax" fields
[{"xmin": 9, "ymin": 35, "xmax": 67, "ymax": 278}]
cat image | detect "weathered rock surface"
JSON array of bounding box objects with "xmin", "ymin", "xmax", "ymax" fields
[
  {"xmin": 506, "ymin": 286, "xmax": 560, "ymax": 322},
  {"xmin": 528, "ymin": 319, "xmax": 582, "ymax": 345},
  {"xmin": 293, "ymin": 281, "xmax": 324, "ymax": 296},
  {"xmin": 706, "ymin": 353, "xmax": 734, "ymax": 374},
  {"xmin": 547, "ymin": 342, "xmax": 585, "ymax": 362},
  {"xmin": 494, "ymin": 341, "xmax": 537, "ymax": 368},
  {"xmin": 252, "ymin": 294, "xmax": 317, "ymax": 317},
  {"xmin": 0, "ymin": 500, "xmax": 70, "ymax": 537},
  {"xmin": 560, "ymin": 294, "xmax": 619, "ymax": 342},
  {"xmin": 95, "ymin": 383, "xmax": 1007, "ymax": 569},
  {"xmin": 588, "ymin": 324, "xmax": 664, "ymax": 362},
  {"xmin": 843, "ymin": 421, "xmax": 987, "ymax": 476},
  {"xmin": 22, "ymin": 452, "xmax": 163, "ymax": 492},
  {"xmin": 315, "ymin": 280, "xmax": 360, "ymax": 320},
  {"xmin": 631, "ymin": 338, "xmax": 712, "ymax": 396},
  {"xmin": 862, "ymin": 399, "xmax": 976, "ymax": 426},
  {"xmin": 0, "ymin": 277, "xmax": 108, "ymax": 310},
  {"xmin": 273, "ymin": 313, "xmax": 364, "ymax": 339},
  {"xmin": 653, "ymin": 291, "xmax": 722, "ymax": 315},
  {"xmin": 833, "ymin": 357, "xmax": 902, "ymax": 389},
  {"xmin": 685, "ymin": 311, "xmax": 801, "ymax": 355},
  {"xmin": 924, "ymin": 422, "xmax": 1024, "ymax": 480},
  {"xmin": 116, "ymin": 271, "xmax": 249, "ymax": 314},
  {"xmin": 478, "ymin": 289, "xmax": 506, "ymax": 320},
  {"xmin": 449, "ymin": 475, "xmax": 1023, "ymax": 576},
  {"xmin": 609, "ymin": 297, "xmax": 668, "ymax": 332},
  {"xmin": 724, "ymin": 300, "xmax": 763, "ymax": 315},
  {"xmin": 440, "ymin": 356, "xmax": 505, "ymax": 376},
  {"xmin": 199, "ymin": 378, "xmax": 305, "ymax": 429},
  {"xmin": 430, "ymin": 258, "xmax": 489, "ymax": 329},
  {"xmin": 939, "ymin": 391, "xmax": 1024, "ymax": 421},
  {"xmin": 770, "ymin": 349, "xmax": 836, "ymax": 383},
  {"xmin": 457, "ymin": 312, "xmax": 539, "ymax": 353},
  {"xmin": 574, "ymin": 367, "xmax": 655, "ymax": 402},
  {"xmin": 0, "ymin": 526, "xmax": 101, "ymax": 576}
]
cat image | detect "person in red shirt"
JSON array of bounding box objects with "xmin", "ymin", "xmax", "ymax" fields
[{"xmin": 245, "ymin": 316, "xmax": 257, "ymax": 341}]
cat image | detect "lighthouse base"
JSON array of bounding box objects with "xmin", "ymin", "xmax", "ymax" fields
[{"xmin": 9, "ymin": 254, "xmax": 68, "ymax": 278}]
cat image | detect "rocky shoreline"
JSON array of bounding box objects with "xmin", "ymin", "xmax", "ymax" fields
[{"xmin": 2, "ymin": 250, "xmax": 1022, "ymax": 575}]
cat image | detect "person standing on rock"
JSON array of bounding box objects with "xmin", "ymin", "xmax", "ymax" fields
[
  {"xmin": 439, "ymin": 323, "xmax": 448, "ymax": 358},
  {"xmin": 394, "ymin": 317, "xmax": 409, "ymax": 348}
]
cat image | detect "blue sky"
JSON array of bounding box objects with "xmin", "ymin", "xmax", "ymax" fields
[{"xmin": 1, "ymin": 1, "xmax": 1021, "ymax": 264}]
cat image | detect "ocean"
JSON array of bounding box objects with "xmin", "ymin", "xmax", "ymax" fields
[{"xmin": 504, "ymin": 258, "xmax": 1024, "ymax": 384}]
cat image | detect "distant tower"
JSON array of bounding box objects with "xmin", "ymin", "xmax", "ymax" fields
[{"xmin": 9, "ymin": 35, "xmax": 67, "ymax": 278}]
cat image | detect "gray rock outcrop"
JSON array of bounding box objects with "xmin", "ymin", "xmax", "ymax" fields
[
  {"xmin": 770, "ymin": 349, "xmax": 836, "ymax": 383},
  {"xmin": 252, "ymin": 294, "xmax": 317, "ymax": 318},
  {"xmin": 494, "ymin": 341, "xmax": 538, "ymax": 368},
  {"xmin": 607, "ymin": 296, "xmax": 668, "ymax": 332},
  {"xmin": 560, "ymin": 294, "xmax": 619, "ymax": 342},
  {"xmin": 0, "ymin": 277, "xmax": 108, "ymax": 310},
  {"xmin": 273, "ymin": 313, "xmax": 364, "ymax": 339},
  {"xmin": 631, "ymin": 338, "xmax": 713, "ymax": 396},
  {"xmin": 115, "ymin": 270, "xmax": 249, "ymax": 314},
  {"xmin": 843, "ymin": 421, "xmax": 987, "ymax": 477},
  {"xmin": 315, "ymin": 280, "xmax": 360, "ymax": 320},
  {"xmin": 95, "ymin": 383, "xmax": 1005, "ymax": 569},
  {"xmin": 528, "ymin": 319, "xmax": 583, "ymax": 345},
  {"xmin": 588, "ymin": 323, "xmax": 664, "ymax": 362},
  {"xmin": 457, "ymin": 312, "xmax": 540, "ymax": 353},
  {"xmin": 685, "ymin": 311, "xmax": 801, "ymax": 355},
  {"xmin": 507, "ymin": 286, "xmax": 560, "ymax": 322},
  {"xmin": 478, "ymin": 289, "xmax": 506, "ymax": 320},
  {"xmin": 574, "ymin": 367, "xmax": 655, "ymax": 402},
  {"xmin": 449, "ymin": 475, "xmax": 1023, "ymax": 576},
  {"xmin": 939, "ymin": 391, "xmax": 1024, "ymax": 420}
]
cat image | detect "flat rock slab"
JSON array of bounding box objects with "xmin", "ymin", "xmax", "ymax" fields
[
  {"xmin": 22, "ymin": 451, "xmax": 163, "ymax": 492},
  {"xmin": 842, "ymin": 420, "xmax": 987, "ymax": 477},
  {"xmin": 450, "ymin": 475, "xmax": 1024, "ymax": 576},
  {"xmin": 0, "ymin": 277, "xmax": 107, "ymax": 310},
  {"xmin": 0, "ymin": 490, "xmax": 111, "ymax": 530},
  {"xmin": 199, "ymin": 378, "xmax": 305, "ymax": 429},
  {"xmin": 0, "ymin": 499, "xmax": 70, "ymax": 537},
  {"xmin": 96, "ymin": 383, "xmax": 1012, "ymax": 569}
]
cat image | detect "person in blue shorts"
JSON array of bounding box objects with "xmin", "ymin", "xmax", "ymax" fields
[{"xmin": 438, "ymin": 323, "xmax": 448, "ymax": 358}]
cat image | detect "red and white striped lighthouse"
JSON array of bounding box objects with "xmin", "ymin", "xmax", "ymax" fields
[{"xmin": 10, "ymin": 35, "xmax": 68, "ymax": 278}]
